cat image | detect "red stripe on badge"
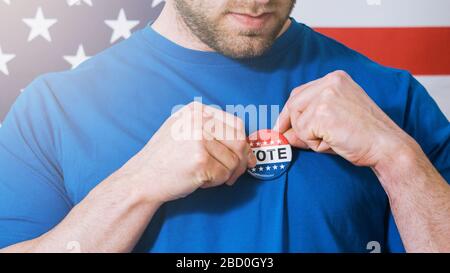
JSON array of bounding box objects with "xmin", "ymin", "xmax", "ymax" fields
[{"xmin": 314, "ymin": 27, "xmax": 450, "ymax": 75}]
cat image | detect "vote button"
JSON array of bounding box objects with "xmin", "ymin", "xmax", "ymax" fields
[{"xmin": 247, "ymin": 129, "xmax": 292, "ymax": 181}]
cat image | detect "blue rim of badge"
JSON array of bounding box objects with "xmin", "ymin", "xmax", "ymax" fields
[{"xmin": 247, "ymin": 129, "xmax": 292, "ymax": 181}]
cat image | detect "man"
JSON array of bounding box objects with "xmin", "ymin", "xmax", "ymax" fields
[{"xmin": 0, "ymin": 0, "xmax": 448, "ymax": 253}]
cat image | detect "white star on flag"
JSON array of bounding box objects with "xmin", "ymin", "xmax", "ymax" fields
[
  {"xmin": 67, "ymin": 0, "xmax": 93, "ymax": 6},
  {"xmin": 105, "ymin": 9, "xmax": 140, "ymax": 44},
  {"xmin": 64, "ymin": 45, "xmax": 91, "ymax": 69},
  {"xmin": 0, "ymin": 46, "xmax": 15, "ymax": 75},
  {"xmin": 23, "ymin": 7, "xmax": 58, "ymax": 42}
]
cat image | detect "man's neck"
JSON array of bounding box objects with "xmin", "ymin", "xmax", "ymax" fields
[{"xmin": 151, "ymin": 2, "xmax": 292, "ymax": 53}]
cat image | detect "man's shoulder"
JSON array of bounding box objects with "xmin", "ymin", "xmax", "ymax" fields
[
  {"xmin": 47, "ymin": 29, "xmax": 147, "ymax": 87},
  {"xmin": 19, "ymin": 28, "xmax": 152, "ymax": 107}
]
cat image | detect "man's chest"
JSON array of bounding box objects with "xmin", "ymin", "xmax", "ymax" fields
[
  {"xmin": 61, "ymin": 120, "xmax": 388, "ymax": 224},
  {"xmin": 58, "ymin": 69, "xmax": 389, "ymax": 250}
]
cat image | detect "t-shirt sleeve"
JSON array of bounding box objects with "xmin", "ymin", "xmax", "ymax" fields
[
  {"xmin": 0, "ymin": 76, "xmax": 72, "ymax": 249},
  {"xmin": 386, "ymin": 73, "xmax": 450, "ymax": 253}
]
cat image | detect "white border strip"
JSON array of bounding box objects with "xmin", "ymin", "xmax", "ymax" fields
[{"xmin": 292, "ymin": 0, "xmax": 450, "ymax": 27}]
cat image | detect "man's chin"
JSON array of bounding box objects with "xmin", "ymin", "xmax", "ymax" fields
[{"xmin": 217, "ymin": 45, "xmax": 271, "ymax": 59}]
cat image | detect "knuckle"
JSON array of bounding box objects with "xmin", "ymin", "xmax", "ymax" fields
[
  {"xmin": 295, "ymin": 117, "xmax": 305, "ymax": 129},
  {"xmin": 316, "ymin": 103, "xmax": 332, "ymax": 118},
  {"xmin": 187, "ymin": 102, "xmax": 204, "ymax": 114},
  {"xmin": 194, "ymin": 171, "xmax": 210, "ymax": 187},
  {"xmin": 297, "ymin": 124, "xmax": 309, "ymax": 139},
  {"xmin": 186, "ymin": 102, "xmax": 196, "ymax": 111},
  {"xmin": 229, "ymin": 152, "xmax": 240, "ymax": 168},
  {"xmin": 321, "ymin": 87, "xmax": 337, "ymax": 99},
  {"xmin": 334, "ymin": 70, "xmax": 349, "ymax": 78},
  {"xmin": 291, "ymin": 86, "xmax": 302, "ymax": 97},
  {"xmin": 286, "ymin": 99, "xmax": 295, "ymax": 111},
  {"xmin": 327, "ymin": 70, "xmax": 348, "ymax": 85},
  {"xmin": 188, "ymin": 101, "xmax": 201, "ymax": 108},
  {"xmin": 192, "ymin": 150, "xmax": 209, "ymax": 168}
]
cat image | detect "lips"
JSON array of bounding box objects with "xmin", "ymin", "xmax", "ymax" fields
[{"xmin": 228, "ymin": 12, "xmax": 273, "ymax": 29}]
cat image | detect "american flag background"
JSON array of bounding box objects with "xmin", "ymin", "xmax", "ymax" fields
[
  {"xmin": 0, "ymin": 0, "xmax": 449, "ymax": 124},
  {"xmin": 0, "ymin": 0, "xmax": 165, "ymax": 123}
]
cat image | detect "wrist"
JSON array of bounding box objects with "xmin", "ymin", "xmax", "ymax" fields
[
  {"xmin": 372, "ymin": 135, "xmax": 422, "ymax": 192},
  {"xmin": 105, "ymin": 167, "xmax": 165, "ymax": 209}
]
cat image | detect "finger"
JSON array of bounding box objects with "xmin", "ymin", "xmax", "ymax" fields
[
  {"xmin": 316, "ymin": 141, "xmax": 334, "ymax": 153},
  {"xmin": 202, "ymin": 104, "xmax": 245, "ymax": 133},
  {"xmin": 203, "ymin": 136, "xmax": 240, "ymax": 174},
  {"xmin": 200, "ymin": 105, "xmax": 254, "ymax": 165},
  {"xmin": 203, "ymin": 120, "xmax": 255, "ymax": 186},
  {"xmin": 273, "ymin": 103, "xmax": 291, "ymax": 134},
  {"xmin": 286, "ymin": 79, "xmax": 330, "ymax": 116},
  {"xmin": 203, "ymin": 117, "xmax": 255, "ymax": 167},
  {"xmin": 200, "ymin": 155, "xmax": 234, "ymax": 189},
  {"xmin": 290, "ymin": 106, "xmax": 317, "ymax": 150},
  {"xmin": 284, "ymin": 128, "xmax": 309, "ymax": 149},
  {"xmin": 274, "ymin": 78, "xmax": 327, "ymax": 133},
  {"xmin": 291, "ymin": 106, "xmax": 334, "ymax": 153},
  {"xmin": 285, "ymin": 128, "xmax": 336, "ymax": 154}
]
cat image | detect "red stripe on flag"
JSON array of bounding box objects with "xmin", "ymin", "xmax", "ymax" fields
[{"xmin": 314, "ymin": 27, "xmax": 450, "ymax": 75}]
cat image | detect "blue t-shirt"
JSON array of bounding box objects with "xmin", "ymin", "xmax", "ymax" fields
[{"xmin": 0, "ymin": 19, "xmax": 449, "ymax": 253}]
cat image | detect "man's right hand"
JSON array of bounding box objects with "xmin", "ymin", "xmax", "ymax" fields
[{"xmin": 115, "ymin": 102, "xmax": 257, "ymax": 204}]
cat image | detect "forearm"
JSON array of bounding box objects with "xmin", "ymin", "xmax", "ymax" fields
[
  {"xmin": 1, "ymin": 172, "xmax": 161, "ymax": 253},
  {"xmin": 373, "ymin": 140, "xmax": 450, "ymax": 253}
]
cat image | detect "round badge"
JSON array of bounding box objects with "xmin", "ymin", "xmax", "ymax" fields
[{"xmin": 247, "ymin": 129, "xmax": 292, "ymax": 181}]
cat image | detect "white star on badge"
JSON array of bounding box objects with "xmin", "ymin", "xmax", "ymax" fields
[
  {"xmin": 251, "ymin": 168, "xmax": 256, "ymax": 172},
  {"xmin": 105, "ymin": 9, "xmax": 140, "ymax": 44},
  {"xmin": 67, "ymin": 0, "xmax": 93, "ymax": 6},
  {"xmin": 258, "ymin": 167, "xmax": 264, "ymax": 172},
  {"xmin": 23, "ymin": 7, "xmax": 57, "ymax": 42},
  {"xmin": 266, "ymin": 166, "xmax": 271, "ymax": 171},
  {"xmin": 151, "ymin": 0, "xmax": 165, "ymax": 8},
  {"xmin": 64, "ymin": 45, "xmax": 91, "ymax": 69},
  {"xmin": 273, "ymin": 165, "xmax": 278, "ymax": 170},
  {"xmin": 280, "ymin": 165, "xmax": 285, "ymax": 169},
  {"xmin": 0, "ymin": 46, "xmax": 15, "ymax": 75}
]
